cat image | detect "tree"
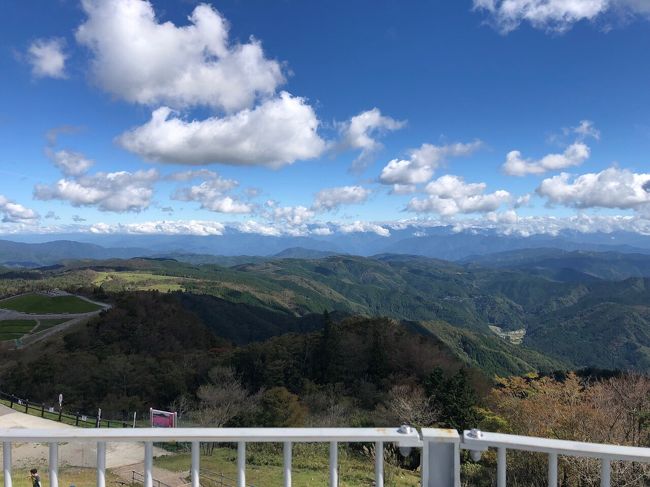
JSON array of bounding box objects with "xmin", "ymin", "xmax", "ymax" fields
[
  {"xmin": 425, "ymin": 368, "xmax": 480, "ymax": 431},
  {"xmin": 255, "ymin": 387, "xmax": 306, "ymax": 427},
  {"xmin": 387, "ymin": 384, "xmax": 438, "ymax": 427},
  {"xmin": 191, "ymin": 367, "xmax": 258, "ymax": 454}
]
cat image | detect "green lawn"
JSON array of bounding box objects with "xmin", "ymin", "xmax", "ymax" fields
[
  {"xmin": 0, "ymin": 467, "xmax": 119, "ymax": 487},
  {"xmin": 0, "ymin": 294, "xmax": 102, "ymax": 314},
  {"xmin": 0, "ymin": 320, "xmax": 36, "ymax": 340},
  {"xmin": 155, "ymin": 444, "xmax": 419, "ymax": 487}
]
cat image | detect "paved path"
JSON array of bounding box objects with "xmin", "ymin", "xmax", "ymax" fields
[{"xmin": 0, "ymin": 404, "xmax": 171, "ymax": 469}]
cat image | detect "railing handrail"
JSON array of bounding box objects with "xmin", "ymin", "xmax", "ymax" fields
[
  {"xmin": 3, "ymin": 426, "xmax": 650, "ymax": 487},
  {"xmin": 462, "ymin": 430, "xmax": 650, "ymax": 462},
  {"xmin": 0, "ymin": 426, "xmax": 422, "ymax": 445}
]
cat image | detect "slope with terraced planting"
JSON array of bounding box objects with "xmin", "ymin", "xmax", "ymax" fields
[{"xmin": 0, "ymin": 292, "xmax": 108, "ymax": 346}]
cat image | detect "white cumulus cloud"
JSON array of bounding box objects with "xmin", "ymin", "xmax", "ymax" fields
[
  {"xmin": 337, "ymin": 108, "xmax": 405, "ymax": 172},
  {"xmin": 237, "ymin": 220, "xmax": 282, "ymax": 237},
  {"xmin": 268, "ymin": 205, "xmax": 315, "ymax": 226},
  {"xmin": 76, "ymin": 0, "xmax": 283, "ymax": 111},
  {"xmin": 27, "ymin": 38, "xmax": 67, "ymax": 79},
  {"xmin": 338, "ymin": 221, "xmax": 391, "ymax": 237},
  {"xmin": 172, "ymin": 174, "xmax": 251, "ymax": 214},
  {"xmin": 34, "ymin": 169, "xmax": 159, "ymax": 212},
  {"xmin": 0, "ymin": 195, "xmax": 39, "ymax": 223},
  {"xmin": 313, "ymin": 185, "xmax": 371, "ymax": 211},
  {"xmin": 473, "ymin": 0, "xmax": 650, "ymax": 33},
  {"xmin": 46, "ymin": 149, "xmax": 94, "ymax": 176},
  {"xmin": 118, "ymin": 92, "xmax": 325, "ymax": 167},
  {"xmin": 379, "ymin": 141, "xmax": 482, "ymax": 188},
  {"xmin": 407, "ymin": 175, "xmax": 511, "ymax": 216},
  {"xmin": 537, "ymin": 167, "xmax": 650, "ymax": 211},
  {"xmin": 503, "ymin": 142, "xmax": 590, "ymax": 176}
]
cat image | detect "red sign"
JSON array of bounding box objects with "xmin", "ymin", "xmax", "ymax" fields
[{"xmin": 150, "ymin": 408, "xmax": 177, "ymax": 428}]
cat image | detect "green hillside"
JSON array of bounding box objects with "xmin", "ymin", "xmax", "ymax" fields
[
  {"xmin": 2, "ymin": 253, "xmax": 650, "ymax": 372},
  {"xmin": 0, "ymin": 293, "xmax": 102, "ymax": 313},
  {"xmin": 409, "ymin": 320, "xmax": 566, "ymax": 377}
]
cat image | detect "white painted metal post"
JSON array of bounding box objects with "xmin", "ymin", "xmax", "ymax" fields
[
  {"xmin": 144, "ymin": 441, "xmax": 153, "ymax": 487},
  {"xmin": 191, "ymin": 441, "xmax": 200, "ymax": 487},
  {"xmin": 3, "ymin": 442, "xmax": 12, "ymax": 487},
  {"xmin": 375, "ymin": 441, "xmax": 384, "ymax": 487},
  {"xmin": 422, "ymin": 428, "xmax": 460, "ymax": 487},
  {"xmin": 237, "ymin": 441, "xmax": 246, "ymax": 487},
  {"xmin": 497, "ymin": 447, "xmax": 506, "ymax": 487},
  {"xmin": 283, "ymin": 441, "xmax": 292, "ymax": 487},
  {"xmin": 49, "ymin": 443, "xmax": 58, "ymax": 487},
  {"xmin": 601, "ymin": 458, "xmax": 610, "ymax": 487},
  {"xmin": 548, "ymin": 452, "xmax": 557, "ymax": 487},
  {"xmin": 96, "ymin": 441, "xmax": 106, "ymax": 487},
  {"xmin": 329, "ymin": 441, "xmax": 338, "ymax": 487}
]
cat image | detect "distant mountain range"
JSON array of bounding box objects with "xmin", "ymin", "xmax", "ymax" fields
[
  {"xmin": 5, "ymin": 226, "xmax": 650, "ymax": 261},
  {"xmin": 0, "ymin": 239, "xmax": 151, "ymax": 267},
  {"xmin": 463, "ymin": 248, "xmax": 650, "ymax": 281}
]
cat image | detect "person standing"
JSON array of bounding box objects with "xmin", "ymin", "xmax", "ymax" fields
[{"xmin": 28, "ymin": 468, "xmax": 42, "ymax": 487}]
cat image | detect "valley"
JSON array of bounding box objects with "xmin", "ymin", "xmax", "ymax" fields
[{"xmin": 1, "ymin": 248, "xmax": 649, "ymax": 372}]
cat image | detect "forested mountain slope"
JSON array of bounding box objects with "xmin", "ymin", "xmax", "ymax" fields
[{"xmin": 2, "ymin": 253, "xmax": 650, "ymax": 371}]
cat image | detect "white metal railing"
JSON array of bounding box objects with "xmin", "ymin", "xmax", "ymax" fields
[
  {"xmin": 0, "ymin": 427, "xmax": 423, "ymax": 487},
  {"xmin": 462, "ymin": 429, "xmax": 650, "ymax": 487},
  {"xmin": 2, "ymin": 427, "xmax": 650, "ymax": 487}
]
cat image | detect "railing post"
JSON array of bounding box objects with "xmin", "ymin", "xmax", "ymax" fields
[
  {"xmin": 49, "ymin": 443, "xmax": 58, "ymax": 487},
  {"xmin": 548, "ymin": 452, "xmax": 557, "ymax": 487},
  {"xmin": 237, "ymin": 441, "xmax": 245, "ymax": 487},
  {"xmin": 144, "ymin": 441, "xmax": 154, "ymax": 487},
  {"xmin": 191, "ymin": 441, "xmax": 200, "ymax": 487},
  {"xmin": 283, "ymin": 441, "xmax": 292, "ymax": 487},
  {"xmin": 329, "ymin": 441, "xmax": 338, "ymax": 487},
  {"xmin": 421, "ymin": 428, "xmax": 460, "ymax": 487},
  {"xmin": 601, "ymin": 458, "xmax": 610, "ymax": 487},
  {"xmin": 97, "ymin": 441, "xmax": 106, "ymax": 487},
  {"xmin": 3, "ymin": 441, "xmax": 12, "ymax": 487},
  {"xmin": 375, "ymin": 441, "xmax": 384, "ymax": 487},
  {"xmin": 497, "ymin": 447, "xmax": 507, "ymax": 487}
]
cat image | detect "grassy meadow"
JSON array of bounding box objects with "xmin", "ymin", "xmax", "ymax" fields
[
  {"xmin": 0, "ymin": 294, "xmax": 101, "ymax": 314},
  {"xmin": 155, "ymin": 444, "xmax": 420, "ymax": 487}
]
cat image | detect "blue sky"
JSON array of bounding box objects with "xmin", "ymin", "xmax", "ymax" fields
[{"xmin": 1, "ymin": 0, "xmax": 650, "ymax": 237}]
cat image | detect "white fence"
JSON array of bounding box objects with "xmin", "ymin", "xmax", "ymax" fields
[
  {"xmin": 462, "ymin": 429, "xmax": 650, "ymax": 487},
  {"xmin": 1, "ymin": 427, "xmax": 649, "ymax": 487}
]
